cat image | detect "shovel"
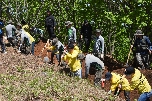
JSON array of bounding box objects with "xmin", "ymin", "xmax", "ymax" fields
[
  {"xmin": 38, "ymin": 39, "xmax": 50, "ymax": 57},
  {"xmin": 125, "ymin": 46, "xmax": 132, "ymax": 67}
]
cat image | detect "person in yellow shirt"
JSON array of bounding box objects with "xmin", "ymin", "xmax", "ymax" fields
[
  {"xmin": 21, "ymin": 20, "xmax": 29, "ymax": 32},
  {"xmin": 105, "ymin": 72, "xmax": 130, "ymax": 101},
  {"xmin": 16, "ymin": 23, "xmax": 35, "ymax": 55},
  {"xmin": 69, "ymin": 39, "xmax": 81, "ymax": 53},
  {"xmin": 124, "ymin": 66, "xmax": 152, "ymax": 101},
  {"xmin": 62, "ymin": 43, "xmax": 82, "ymax": 78}
]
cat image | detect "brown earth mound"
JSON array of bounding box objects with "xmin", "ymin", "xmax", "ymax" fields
[{"xmin": 34, "ymin": 39, "xmax": 152, "ymax": 101}]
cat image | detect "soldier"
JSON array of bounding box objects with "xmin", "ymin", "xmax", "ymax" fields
[
  {"xmin": 80, "ymin": 20, "xmax": 92, "ymax": 53},
  {"xmin": 45, "ymin": 10, "xmax": 56, "ymax": 40},
  {"xmin": 93, "ymin": 29, "xmax": 104, "ymax": 60},
  {"xmin": 131, "ymin": 30, "xmax": 152, "ymax": 69},
  {"xmin": 65, "ymin": 21, "xmax": 77, "ymax": 44}
]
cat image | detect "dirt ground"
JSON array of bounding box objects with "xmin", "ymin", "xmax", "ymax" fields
[{"xmin": 34, "ymin": 39, "xmax": 152, "ymax": 101}]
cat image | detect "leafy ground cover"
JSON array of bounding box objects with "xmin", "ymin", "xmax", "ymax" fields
[{"xmin": 0, "ymin": 46, "xmax": 124, "ymax": 101}]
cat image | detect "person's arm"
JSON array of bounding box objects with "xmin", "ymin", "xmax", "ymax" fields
[
  {"xmin": 52, "ymin": 16, "xmax": 56, "ymax": 28},
  {"xmin": 101, "ymin": 38, "xmax": 104, "ymax": 54},
  {"xmin": 73, "ymin": 28, "xmax": 77, "ymax": 42},
  {"xmin": 65, "ymin": 50, "xmax": 78, "ymax": 59},
  {"xmin": 80, "ymin": 25, "xmax": 84, "ymax": 39},
  {"xmin": 20, "ymin": 33, "xmax": 24, "ymax": 44},
  {"xmin": 145, "ymin": 37, "xmax": 151, "ymax": 47},
  {"xmin": 96, "ymin": 39, "xmax": 100, "ymax": 52}
]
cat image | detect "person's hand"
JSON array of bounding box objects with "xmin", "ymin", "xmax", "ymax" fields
[
  {"xmin": 149, "ymin": 50, "xmax": 151, "ymax": 54},
  {"xmin": 107, "ymin": 90, "xmax": 112, "ymax": 95},
  {"xmin": 101, "ymin": 78, "xmax": 105, "ymax": 82},
  {"xmin": 100, "ymin": 54, "xmax": 104, "ymax": 59},
  {"xmin": 118, "ymin": 84, "xmax": 122, "ymax": 89},
  {"xmin": 63, "ymin": 50, "xmax": 68, "ymax": 54}
]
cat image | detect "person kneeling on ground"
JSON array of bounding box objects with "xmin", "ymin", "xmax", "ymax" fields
[
  {"xmin": 18, "ymin": 23, "xmax": 35, "ymax": 55},
  {"xmin": 84, "ymin": 53, "xmax": 105, "ymax": 86},
  {"xmin": 124, "ymin": 66, "xmax": 152, "ymax": 101},
  {"xmin": 62, "ymin": 43, "xmax": 82, "ymax": 78},
  {"xmin": 46, "ymin": 38, "xmax": 64, "ymax": 66},
  {"xmin": 104, "ymin": 72, "xmax": 130, "ymax": 101}
]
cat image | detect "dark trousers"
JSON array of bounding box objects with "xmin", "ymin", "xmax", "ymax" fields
[
  {"xmin": 135, "ymin": 53, "xmax": 149, "ymax": 69},
  {"xmin": 7, "ymin": 37, "xmax": 16, "ymax": 47},
  {"xmin": 31, "ymin": 42, "xmax": 35, "ymax": 55},
  {"xmin": 0, "ymin": 37, "xmax": 5, "ymax": 52},
  {"xmin": 114, "ymin": 87, "xmax": 130, "ymax": 101},
  {"xmin": 51, "ymin": 51, "xmax": 62, "ymax": 65},
  {"xmin": 47, "ymin": 27, "xmax": 55, "ymax": 40},
  {"xmin": 84, "ymin": 38, "xmax": 91, "ymax": 53}
]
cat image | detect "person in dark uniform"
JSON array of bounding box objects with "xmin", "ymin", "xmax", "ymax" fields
[
  {"xmin": 45, "ymin": 10, "xmax": 56, "ymax": 40},
  {"xmin": 80, "ymin": 20, "xmax": 92, "ymax": 53}
]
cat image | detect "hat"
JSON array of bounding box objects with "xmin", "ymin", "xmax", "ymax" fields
[
  {"xmin": 52, "ymin": 38, "xmax": 58, "ymax": 46},
  {"xmin": 77, "ymin": 53, "xmax": 86, "ymax": 60},
  {"xmin": 67, "ymin": 43, "xmax": 74, "ymax": 49},
  {"xmin": 84, "ymin": 20, "xmax": 88, "ymax": 24},
  {"xmin": 134, "ymin": 30, "xmax": 144, "ymax": 35},
  {"xmin": 65, "ymin": 21, "xmax": 73, "ymax": 26},
  {"xmin": 7, "ymin": 20, "xmax": 13, "ymax": 24},
  {"xmin": 16, "ymin": 23, "xmax": 22, "ymax": 28},
  {"xmin": 124, "ymin": 66, "xmax": 135, "ymax": 75},
  {"xmin": 105, "ymin": 72, "xmax": 112, "ymax": 81},
  {"xmin": 69, "ymin": 39, "xmax": 75, "ymax": 44},
  {"xmin": 95, "ymin": 29, "xmax": 101, "ymax": 33}
]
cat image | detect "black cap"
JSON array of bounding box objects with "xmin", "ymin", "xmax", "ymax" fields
[
  {"xmin": 67, "ymin": 44, "xmax": 74, "ymax": 49},
  {"xmin": 84, "ymin": 20, "xmax": 88, "ymax": 24},
  {"xmin": 105, "ymin": 72, "xmax": 112, "ymax": 81},
  {"xmin": 124, "ymin": 66, "xmax": 135, "ymax": 75},
  {"xmin": 69, "ymin": 39, "xmax": 75, "ymax": 44}
]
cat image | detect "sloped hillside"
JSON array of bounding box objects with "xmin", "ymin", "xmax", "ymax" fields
[
  {"xmin": 0, "ymin": 47, "xmax": 125, "ymax": 101},
  {"xmin": 34, "ymin": 40, "xmax": 152, "ymax": 101}
]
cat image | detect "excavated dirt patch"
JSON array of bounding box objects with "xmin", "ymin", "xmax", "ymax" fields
[{"xmin": 34, "ymin": 40, "xmax": 152, "ymax": 101}]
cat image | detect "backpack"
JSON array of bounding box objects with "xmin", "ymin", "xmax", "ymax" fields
[
  {"xmin": 46, "ymin": 16, "xmax": 54, "ymax": 27},
  {"xmin": 136, "ymin": 36, "xmax": 148, "ymax": 51}
]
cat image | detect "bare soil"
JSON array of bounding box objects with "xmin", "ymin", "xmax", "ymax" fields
[{"xmin": 20, "ymin": 39, "xmax": 152, "ymax": 100}]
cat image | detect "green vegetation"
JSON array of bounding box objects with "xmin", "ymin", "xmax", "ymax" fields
[
  {"xmin": 1, "ymin": 0, "xmax": 152, "ymax": 62},
  {"xmin": 0, "ymin": 66, "xmax": 120, "ymax": 101}
]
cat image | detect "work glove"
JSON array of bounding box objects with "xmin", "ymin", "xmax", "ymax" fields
[
  {"xmin": 63, "ymin": 50, "xmax": 68, "ymax": 55},
  {"xmin": 100, "ymin": 54, "xmax": 104, "ymax": 59},
  {"xmin": 107, "ymin": 90, "xmax": 112, "ymax": 95}
]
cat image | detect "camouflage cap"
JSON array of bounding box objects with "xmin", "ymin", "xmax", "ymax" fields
[
  {"xmin": 134, "ymin": 30, "xmax": 144, "ymax": 35},
  {"xmin": 95, "ymin": 29, "xmax": 101, "ymax": 33},
  {"xmin": 65, "ymin": 21, "xmax": 73, "ymax": 26},
  {"xmin": 16, "ymin": 23, "xmax": 22, "ymax": 27},
  {"xmin": 7, "ymin": 20, "xmax": 13, "ymax": 24},
  {"xmin": 52, "ymin": 38, "xmax": 58, "ymax": 46}
]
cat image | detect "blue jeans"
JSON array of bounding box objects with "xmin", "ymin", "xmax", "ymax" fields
[
  {"xmin": 71, "ymin": 68, "xmax": 82, "ymax": 78},
  {"xmin": 31, "ymin": 41, "xmax": 35, "ymax": 55},
  {"xmin": 138, "ymin": 90, "xmax": 152, "ymax": 101}
]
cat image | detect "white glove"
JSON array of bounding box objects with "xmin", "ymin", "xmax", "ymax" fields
[
  {"xmin": 63, "ymin": 50, "xmax": 68, "ymax": 54},
  {"xmin": 3, "ymin": 36, "xmax": 7, "ymax": 40},
  {"xmin": 101, "ymin": 78, "xmax": 105, "ymax": 82},
  {"xmin": 107, "ymin": 90, "xmax": 112, "ymax": 95},
  {"xmin": 100, "ymin": 54, "xmax": 104, "ymax": 59}
]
